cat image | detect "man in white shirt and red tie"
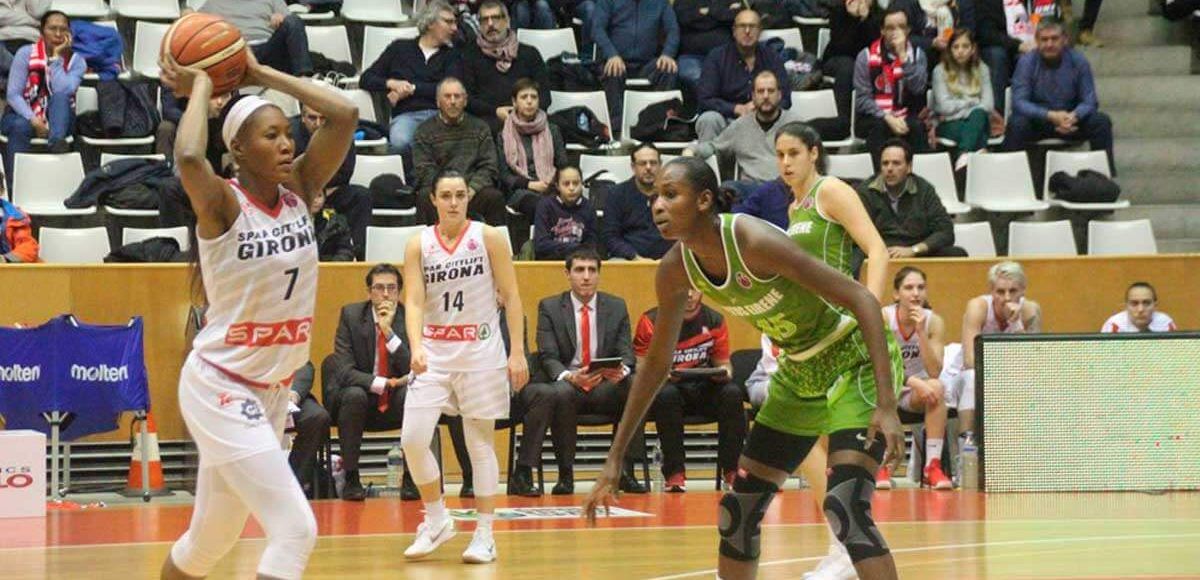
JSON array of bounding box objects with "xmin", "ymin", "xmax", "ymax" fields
[
  {"xmin": 321, "ymin": 263, "xmax": 473, "ymax": 500},
  {"xmin": 1101, "ymin": 282, "xmax": 1177, "ymax": 333},
  {"xmin": 514, "ymin": 247, "xmax": 649, "ymax": 496}
]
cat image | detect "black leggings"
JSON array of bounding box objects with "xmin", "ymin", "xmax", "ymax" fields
[{"xmin": 740, "ymin": 423, "xmax": 886, "ymax": 478}]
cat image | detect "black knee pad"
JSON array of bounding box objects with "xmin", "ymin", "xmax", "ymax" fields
[
  {"xmin": 717, "ymin": 472, "xmax": 778, "ymax": 561},
  {"xmin": 822, "ymin": 464, "xmax": 890, "ymax": 562}
]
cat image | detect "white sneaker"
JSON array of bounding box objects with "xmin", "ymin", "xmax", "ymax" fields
[
  {"xmin": 462, "ymin": 528, "xmax": 497, "ymax": 564},
  {"xmin": 404, "ymin": 516, "xmax": 456, "ymax": 559},
  {"xmin": 802, "ymin": 543, "xmax": 858, "ymax": 580}
]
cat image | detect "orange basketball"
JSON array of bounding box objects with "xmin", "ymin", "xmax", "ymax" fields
[{"xmin": 164, "ymin": 13, "xmax": 248, "ymax": 96}]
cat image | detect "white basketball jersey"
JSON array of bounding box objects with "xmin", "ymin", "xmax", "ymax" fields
[
  {"xmin": 979, "ymin": 295, "xmax": 1026, "ymax": 334},
  {"xmin": 419, "ymin": 221, "xmax": 506, "ymax": 371},
  {"xmin": 884, "ymin": 304, "xmax": 933, "ymax": 380},
  {"xmin": 192, "ymin": 180, "xmax": 318, "ymax": 386},
  {"xmin": 1101, "ymin": 311, "xmax": 1176, "ymax": 333}
]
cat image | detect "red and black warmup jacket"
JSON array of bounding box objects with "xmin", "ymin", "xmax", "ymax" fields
[{"xmin": 634, "ymin": 304, "xmax": 731, "ymax": 371}]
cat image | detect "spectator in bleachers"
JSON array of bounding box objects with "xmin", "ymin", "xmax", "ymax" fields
[
  {"xmin": 292, "ymin": 101, "xmax": 370, "ymax": 260},
  {"xmin": 954, "ymin": 260, "xmax": 1041, "ymax": 443},
  {"xmin": 0, "ymin": 196, "xmax": 36, "ymax": 262},
  {"xmin": 1070, "ymin": 0, "xmax": 1104, "ymax": 46},
  {"xmin": 673, "ymin": 0, "xmax": 736, "ymax": 95},
  {"xmin": 854, "ymin": 139, "xmax": 966, "ymax": 272},
  {"xmin": 1101, "ymin": 282, "xmax": 1176, "ymax": 333},
  {"xmin": 976, "ymin": 0, "xmax": 1050, "ymax": 113},
  {"xmin": 411, "ymin": 77, "xmax": 508, "ymax": 226},
  {"xmin": 854, "ymin": 6, "xmax": 930, "ymax": 166},
  {"xmin": 496, "ymin": 78, "xmax": 567, "ymax": 221},
  {"xmin": 463, "ymin": 0, "xmax": 550, "ymax": 135},
  {"xmin": 591, "ymin": 0, "xmax": 679, "ymax": 129},
  {"xmin": 286, "ymin": 362, "xmax": 332, "ymax": 497},
  {"xmin": 877, "ymin": 266, "xmax": 952, "ymax": 490},
  {"xmin": 823, "ymin": 0, "xmax": 884, "ymax": 141},
  {"xmin": 1, "ymin": 10, "xmax": 82, "ymax": 190},
  {"xmin": 361, "ymin": 0, "xmax": 462, "ymax": 159},
  {"xmin": 687, "ymin": 71, "xmax": 801, "ymax": 198},
  {"xmin": 564, "ymin": 0, "xmax": 598, "ymax": 63},
  {"xmin": 1004, "ymin": 16, "xmax": 1115, "ymax": 175},
  {"xmin": 602, "ymin": 143, "xmax": 673, "ymax": 260},
  {"xmin": 636, "ymin": 289, "xmax": 742, "ymax": 491},
  {"xmin": 694, "ymin": 9, "xmax": 791, "ymax": 145},
  {"xmin": 198, "ymin": 0, "xmax": 314, "ymax": 77},
  {"xmin": 0, "ymin": 0, "xmax": 47, "ymax": 75},
  {"xmin": 310, "ymin": 188, "xmax": 355, "ymax": 261},
  {"xmin": 523, "ymin": 247, "xmax": 649, "ymax": 494},
  {"xmin": 533, "ymin": 165, "xmax": 597, "ymax": 260},
  {"xmin": 512, "ymin": 0, "xmax": 557, "ymax": 29},
  {"xmin": 932, "ymin": 28, "xmax": 993, "ymax": 168},
  {"xmin": 731, "ymin": 178, "xmax": 789, "ymax": 229}
]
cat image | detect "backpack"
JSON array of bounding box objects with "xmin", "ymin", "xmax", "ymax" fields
[
  {"xmin": 1048, "ymin": 169, "xmax": 1120, "ymax": 203},
  {"xmin": 369, "ymin": 174, "xmax": 415, "ymax": 209},
  {"xmin": 629, "ymin": 98, "xmax": 695, "ymax": 143},
  {"xmin": 549, "ymin": 106, "xmax": 611, "ymax": 149},
  {"xmin": 546, "ymin": 54, "xmax": 601, "ymax": 91},
  {"xmin": 763, "ymin": 37, "xmax": 823, "ymax": 92}
]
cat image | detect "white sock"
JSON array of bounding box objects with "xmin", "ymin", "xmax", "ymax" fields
[
  {"xmin": 477, "ymin": 513, "xmax": 495, "ymax": 532},
  {"xmin": 424, "ymin": 500, "xmax": 447, "ymax": 522},
  {"xmin": 926, "ymin": 438, "xmax": 944, "ymax": 467}
]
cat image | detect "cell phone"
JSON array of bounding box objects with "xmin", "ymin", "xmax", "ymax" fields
[{"xmin": 585, "ymin": 357, "xmax": 624, "ymax": 371}]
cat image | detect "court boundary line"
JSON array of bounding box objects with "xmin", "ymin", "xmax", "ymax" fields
[
  {"xmin": 4, "ymin": 518, "xmax": 1200, "ymax": 553},
  {"xmin": 645, "ymin": 532, "xmax": 1200, "ymax": 580}
]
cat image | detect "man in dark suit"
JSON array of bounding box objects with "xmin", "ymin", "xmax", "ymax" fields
[
  {"xmin": 321, "ymin": 263, "xmax": 474, "ymax": 500},
  {"xmin": 287, "ymin": 362, "xmax": 331, "ymax": 498},
  {"xmin": 511, "ymin": 247, "xmax": 649, "ymax": 496}
]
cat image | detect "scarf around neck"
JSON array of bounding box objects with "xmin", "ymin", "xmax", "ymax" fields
[
  {"xmin": 476, "ymin": 29, "xmax": 519, "ymax": 72},
  {"xmin": 867, "ymin": 38, "xmax": 912, "ymax": 117},
  {"xmin": 501, "ymin": 110, "xmax": 555, "ymax": 185},
  {"xmin": 23, "ymin": 39, "xmax": 70, "ymax": 121}
]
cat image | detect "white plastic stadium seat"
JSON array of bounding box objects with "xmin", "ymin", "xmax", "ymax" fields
[
  {"xmin": 260, "ymin": 89, "xmax": 301, "ymax": 118},
  {"xmin": 579, "ymin": 154, "xmax": 633, "ymax": 191},
  {"xmin": 350, "ymin": 26, "xmax": 419, "ymax": 85},
  {"xmin": 517, "ymin": 28, "xmax": 578, "ymax": 61},
  {"xmin": 341, "ymin": 0, "xmax": 405, "ymax": 24},
  {"xmin": 1087, "ymin": 219, "xmax": 1157, "ymax": 255},
  {"xmin": 1007, "ymin": 220, "xmax": 1077, "ymax": 256},
  {"xmin": 759, "ymin": 28, "xmax": 804, "ymax": 52},
  {"xmin": 788, "ymin": 89, "xmax": 855, "ymax": 149},
  {"xmin": 912, "ymin": 153, "xmax": 971, "ymax": 215},
  {"xmin": 1043, "ymin": 150, "xmax": 1129, "ymax": 211},
  {"xmin": 353, "ymin": 156, "xmax": 413, "ymax": 218},
  {"xmin": 341, "ymin": 89, "xmax": 389, "ymax": 150},
  {"xmin": 548, "ymin": 91, "xmax": 611, "ymax": 151},
  {"xmin": 112, "ymin": 0, "xmax": 178, "ymax": 20},
  {"xmin": 132, "ymin": 21, "xmax": 170, "ymax": 79},
  {"xmin": 11, "ymin": 153, "xmax": 93, "ymax": 216},
  {"xmin": 952, "ymin": 222, "xmax": 996, "ymax": 257},
  {"xmin": 621, "ymin": 90, "xmax": 687, "ymax": 147},
  {"xmin": 101, "ymin": 153, "xmax": 166, "ymax": 165},
  {"xmin": 123, "ymin": 226, "xmax": 190, "ymax": 251},
  {"xmin": 825, "ymin": 153, "xmax": 873, "ymax": 181},
  {"xmin": 964, "ymin": 152, "xmax": 1049, "ymax": 213},
  {"xmin": 305, "ymin": 25, "xmax": 354, "ymax": 70},
  {"xmin": 38, "ymin": 227, "xmax": 111, "ymax": 263},
  {"xmin": 365, "ymin": 225, "xmax": 423, "ymax": 263},
  {"xmin": 51, "ymin": 0, "xmax": 110, "ymax": 19},
  {"xmin": 793, "ymin": 15, "xmax": 830, "ymax": 26}
]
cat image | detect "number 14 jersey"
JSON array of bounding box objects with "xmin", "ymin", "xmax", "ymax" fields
[{"xmin": 419, "ymin": 221, "xmax": 506, "ymax": 371}]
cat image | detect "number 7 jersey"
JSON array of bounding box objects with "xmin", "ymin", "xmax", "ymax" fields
[
  {"xmin": 192, "ymin": 179, "xmax": 318, "ymax": 385},
  {"xmin": 418, "ymin": 221, "xmax": 506, "ymax": 371}
]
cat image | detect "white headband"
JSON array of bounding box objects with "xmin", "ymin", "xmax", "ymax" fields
[{"xmin": 221, "ymin": 95, "xmax": 273, "ymax": 151}]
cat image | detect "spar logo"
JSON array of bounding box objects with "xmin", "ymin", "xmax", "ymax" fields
[
  {"xmin": 0, "ymin": 363, "xmax": 40, "ymax": 382},
  {"xmin": 225, "ymin": 317, "xmax": 313, "ymax": 347},
  {"xmin": 70, "ymin": 364, "xmax": 129, "ymax": 382},
  {"xmin": 0, "ymin": 466, "xmax": 34, "ymax": 489},
  {"xmin": 424, "ymin": 323, "xmax": 490, "ymax": 342}
]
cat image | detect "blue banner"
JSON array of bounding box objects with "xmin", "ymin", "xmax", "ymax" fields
[{"xmin": 0, "ymin": 315, "xmax": 150, "ymax": 440}]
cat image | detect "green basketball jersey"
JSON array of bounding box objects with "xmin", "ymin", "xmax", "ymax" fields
[
  {"xmin": 681, "ymin": 213, "xmax": 845, "ymax": 355},
  {"xmin": 786, "ymin": 176, "xmax": 854, "ymax": 277}
]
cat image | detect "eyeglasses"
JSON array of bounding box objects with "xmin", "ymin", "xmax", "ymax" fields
[
  {"xmin": 479, "ymin": 14, "xmax": 508, "ymax": 22},
  {"xmin": 371, "ymin": 284, "xmax": 400, "ymax": 293}
]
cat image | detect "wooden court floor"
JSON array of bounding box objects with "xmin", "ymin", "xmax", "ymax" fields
[{"xmin": 2, "ymin": 490, "xmax": 1199, "ymax": 579}]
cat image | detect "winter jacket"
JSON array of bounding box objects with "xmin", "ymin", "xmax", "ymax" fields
[
  {"xmin": 0, "ymin": 198, "xmax": 38, "ymax": 262},
  {"xmin": 65, "ymin": 158, "xmax": 174, "ymax": 208},
  {"xmin": 70, "ymin": 20, "xmax": 122, "ymax": 80},
  {"xmin": 533, "ymin": 194, "xmax": 597, "ymax": 260},
  {"xmin": 602, "ymin": 178, "xmax": 673, "ymax": 260},
  {"xmin": 314, "ymin": 209, "xmax": 355, "ymax": 261}
]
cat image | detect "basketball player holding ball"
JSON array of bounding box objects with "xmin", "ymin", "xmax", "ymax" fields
[
  {"xmin": 400, "ymin": 171, "xmax": 529, "ymax": 565},
  {"xmin": 157, "ymin": 31, "xmax": 356, "ymax": 580}
]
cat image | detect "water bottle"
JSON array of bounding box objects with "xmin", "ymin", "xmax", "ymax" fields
[
  {"xmin": 959, "ymin": 433, "xmax": 979, "ymax": 490},
  {"xmin": 651, "ymin": 441, "xmax": 665, "ymax": 493},
  {"xmin": 386, "ymin": 443, "xmax": 404, "ymax": 489}
]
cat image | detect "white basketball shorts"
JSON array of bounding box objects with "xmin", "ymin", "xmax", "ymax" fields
[
  {"xmin": 178, "ymin": 353, "xmax": 291, "ymax": 468},
  {"xmin": 405, "ymin": 367, "xmax": 510, "ymax": 420}
]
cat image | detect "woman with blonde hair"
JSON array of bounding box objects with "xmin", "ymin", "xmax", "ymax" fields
[{"xmin": 932, "ymin": 28, "xmax": 993, "ymax": 168}]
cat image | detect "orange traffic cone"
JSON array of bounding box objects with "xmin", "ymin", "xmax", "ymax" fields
[{"xmin": 121, "ymin": 412, "xmax": 171, "ymax": 500}]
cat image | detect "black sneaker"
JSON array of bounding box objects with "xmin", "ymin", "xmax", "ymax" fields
[
  {"xmin": 507, "ymin": 466, "xmax": 540, "ymax": 497},
  {"xmin": 342, "ymin": 470, "xmax": 366, "ymax": 501}
]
